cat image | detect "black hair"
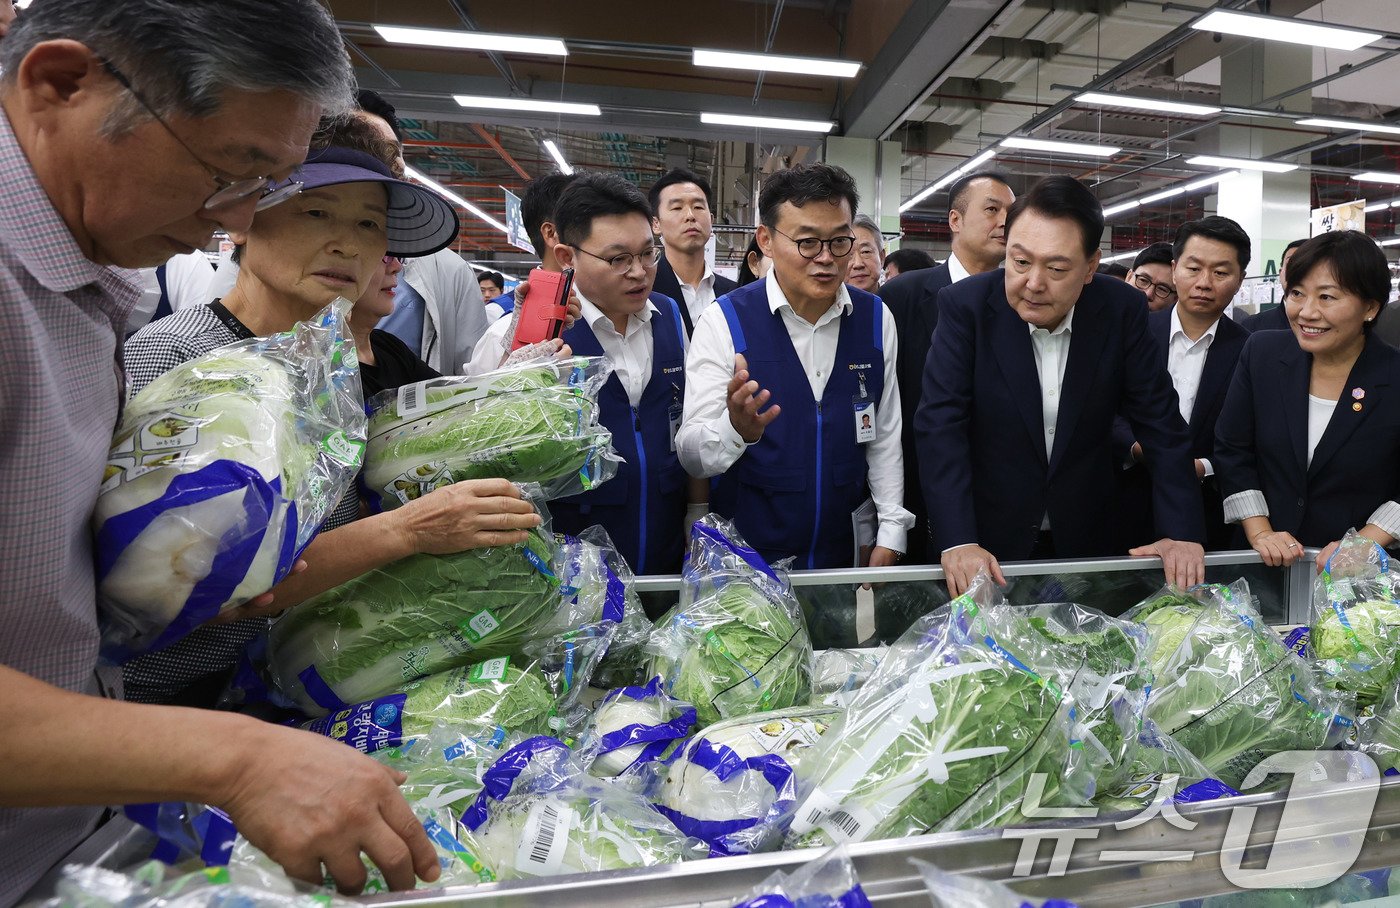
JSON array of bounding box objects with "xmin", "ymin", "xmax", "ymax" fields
[
  {"xmin": 1171, "ymin": 215, "xmax": 1251, "ymax": 272},
  {"xmin": 737, "ymin": 234, "xmax": 766, "ymax": 286},
  {"xmin": 1284, "ymin": 231, "xmax": 1389, "ymax": 333},
  {"xmin": 1004, "ymin": 176, "xmax": 1104, "ymax": 259},
  {"xmin": 648, "ymin": 168, "xmax": 715, "ymax": 214},
  {"xmin": 521, "ymin": 172, "xmax": 580, "ymax": 256},
  {"xmin": 355, "ymin": 89, "xmax": 402, "ymax": 141},
  {"xmin": 553, "ymin": 172, "xmax": 654, "ymax": 248},
  {"xmin": 1132, "ymin": 242, "xmax": 1174, "ymax": 270},
  {"xmin": 1097, "ymin": 262, "xmax": 1130, "ymax": 278},
  {"xmin": 884, "ymin": 247, "xmax": 936, "ymax": 275},
  {"xmin": 477, "ymin": 271, "xmax": 505, "ymax": 290},
  {"xmin": 1284, "ymin": 237, "xmax": 1309, "ymax": 258},
  {"xmin": 757, "ymin": 163, "xmax": 859, "ymax": 230},
  {"xmin": 947, "ymin": 170, "xmax": 1013, "ymax": 214}
]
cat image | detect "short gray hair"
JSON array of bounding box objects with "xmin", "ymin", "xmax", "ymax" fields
[
  {"xmin": 1, "ymin": 0, "xmax": 355, "ymax": 135},
  {"xmin": 853, "ymin": 214, "xmax": 883, "ymax": 248}
]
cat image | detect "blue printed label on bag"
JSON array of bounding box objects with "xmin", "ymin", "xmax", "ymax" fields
[{"xmin": 302, "ymin": 693, "xmax": 407, "ymax": 754}]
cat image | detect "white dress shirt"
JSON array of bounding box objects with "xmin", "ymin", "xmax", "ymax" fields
[
  {"xmin": 1167, "ymin": 309, "xmax": 1219, "ymax": 476},
  {"xmin": 1029, "ymin": 309, "xmax": 1075, "ymax": 532},
  {"xmin": 946, "ymin": 250, "xmax": 972, "ymax": 285},
  {"xmin": 675, "ymin": 262, "xmax": 718, "ymax": 330},
  {"xmin": 677, "ymin": 275, "xmax": 914, "ymax": 552},
  {"xmin": 1307, "ymin": 394, "xmax": 1337, "ymax": 468},
  {"xmin": 462, "ymin": 289, "xmax": 666, "ymax": 406}
]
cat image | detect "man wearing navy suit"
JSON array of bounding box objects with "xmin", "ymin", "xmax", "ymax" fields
[
  {"xmin": 1240, "ymin": 237, "xmax": 1306, "ymax": 332},
  {"xmin": 880, "ymin": 170, "xmax": 1014, "ymax": 562},
  {"xmin": 1115, "ymin": 217, "xmax": 1252, "ymax": 550},
  {"xmin": 648, "ymin": 168, "xmax": 738, "ymax": 337},
  {"xmin": 916, "ymin": 176, "xmax": 1206, "ymax": 596}
]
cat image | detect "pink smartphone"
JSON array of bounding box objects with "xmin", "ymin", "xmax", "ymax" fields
[{"xmin": 511, "ymin": 267, "xmax": 574, "ymax": 350}]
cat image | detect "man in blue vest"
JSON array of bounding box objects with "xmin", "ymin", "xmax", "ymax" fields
[
  {"xmin": 545, "ymin": 173, "xmax": 699, "ymax": 575},
  {"xmin": 678, "ymin": 163, "xmax": 912, "ymax": 569}
]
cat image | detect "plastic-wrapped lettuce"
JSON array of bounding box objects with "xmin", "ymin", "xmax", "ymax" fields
[
  {"xmin": 787, "ymin": 575, "xmax": 1087, "ymax": 848},
  {"xmin": 657, "ymin": 705, "xmax": 839, "ymax": 856},
  {"xmin": 1093, "ymin": 720, "xmax": 1240, "ymax": 813},
  {"xmin": 264, "ymin": 516, "xmax": 565, "ymax": 715},
  {"xmin": 1126, "ymin": 581, "xmax": 1351, "ymax": 789},
  {"xmin": 728, "ymin": 845, "xmax": 871, "ymax": 908},
  {"xmin": 1359, "ymin": 675, "xmax": 1400, "ymax": 775},
  {"xmin": 548, "ymin": 527, "xmax": 655, "ymax": 689},
  {"xmin": 36, "ymin": 861, "xmax": 357, "ymax": 908},
  {"xmin": 1307, "ymin": 530, "xmax": 1400, "ymax": 707},
  {"xmin": 813, "ymin": 646, "xmax": 885, "ymax": 707},
  {"xmin": 647, "ymin": 515, "xmax": 814, "ymax": 726},
  {"xmin": 461, "ymin": 736, "xmax": 706, "ymax": 879},
  {"xmin": 580, "ymin": 677, "xmax": 696, "ymax": 779},
  {"xmin": 94, "ymin": 299, "xmax": 365, "ymax": 661},
  {"xmin": 364, "ymin": 356, "xmax": 618, "ymax": 509},
  {"xmin": 913, "ymin": 858, "xmax": 1080, "ymax": 908}
]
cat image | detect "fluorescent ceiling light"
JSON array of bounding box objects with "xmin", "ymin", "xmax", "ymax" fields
[
  {"xmin": 404, "ymin": 165, "xmax": 508, "ymax": 234},
  {"xmin": 1103, "ymin": 249, "xmax": 1143, "ymax": 263},
  {"xmin": 1380, "ymin": 237, "xmax": 1400, "ymax": 247},
  {"xmin": 1186, "ymin": 155, "xmax": 1297, "ymax": 173},
  {"xmin": 1367, "ymin": 203, "xmax": 1391, "ymax": 213},
  {"xmin": 899, "ymin": 148, "xmax": 1000, "ymax": 213},
  {"xmin": 1139, "ymin": 187, "xmax": 1186, "ymax": 205},
  {"xmin": 1100, "ymin": 171, "xmax": 1239, "ymax": 222},
  {"xmin": 454, "ymin": 95, "xmax": 600, "ymax": 116},
  {"xmin": 692, "ymin": 49, "xmax": 860, "ymax": 78},
  {"xmin": 1297, "ymin": 117, "xmax": 1400, "ymax": 137},
  {"xmin": 1355, "ymin": 172, "xmax": 1400, "ymax": 184},
  {"xmin": 1000, "ymin": 137, "xmax": 1120, "ymax": 157},
  {"xmin": 373, "ymin": 25, "xmax": 567, "ymax": 57},
  {"xmin": 542, "ymin": 140, "xmax": 574, "ymax": 175},
  {"xmin": 1191, "ymin": 10, "xmax": 1381, "ymax": 51},
  {"xmin": 1102, "ymin": 200, "xmax": 1141, "ymax": 217},
  {"xmin": 1076, "ymin": 92, "xmax": 1220, "ymax": 116},
  {"xmin": 700, "ymin": 112, "xmax": 834, "ymax": 133},
  {"xmin": 1183, "ymin": 173, "xmax": 1234, "ymax": 192}
]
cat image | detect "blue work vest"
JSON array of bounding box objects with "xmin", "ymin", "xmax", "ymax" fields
[
  {"xmin": 550, "ymin": 294, "xmax": 689, "ymax": 574},
  {"xmin": 709, "ymin": 279, "xmax": 884, "ymax": 569}
]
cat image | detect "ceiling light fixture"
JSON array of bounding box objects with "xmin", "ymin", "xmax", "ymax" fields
[
  {"xmin": 542, "ymin": 140, "xmax": 574, "ymax": 175},
  {"xmin": 1355, "ymin": 172, "xmax": 1400, "ymax": 184},
  {"xmin": 404, "ymin": 165, "xmax": 508, "ymax": 234},
  {"xmin": 1102, "ymin": 200, "xmax": 1141, "ymax": 218},
  {"xmin": 454, "ymin": 95, "xmax": 601, "ymax": 116},
  {"xmin": 1000, "ymin": 137, "xmax": 1120, "ymax": 157},
  {"xmin": 700, "ymin": 112, "xmax": 834, "ymax": 133},
  {"xmin": 898, "ymin": 148, "xmax": 999, "ymax": 213},
  {"xmin": 1297, "ymin": 117, "xmax": 1400, "ymax": 137},
  {"xmin": 1139, "ymin": 187, "xmax": 1186, "ymax": 205},
  {"xmin": 1365, "ymin": 202, "xmax": 1390, "ymax": 213},
  {"xmin": 1102, "ymin": 248, "xmax": 1143, "ymax": 263},
  {"xmin": 373, "ymin": 25, "xmax": 567, "ymax": 56},
  {"xmin": 1100, "ymin": 172, "xmax": 1241, "ymax": 222},
  {"xmin": 692, "ymin": 49, "xmax": 860, "ymax": 78},
  {"xmin": 1186, "ymin": 155, "xmax": 1297, "ymax": 173},
  {"xmin": 1380, "ymin": 237, "xmax": 1400, "ymax": 247},
  {"xmin": 1076, "ymin": 92, "xmax": 1221, "ymax": 116},
  {"xmin": 1191, "ymin": 10, "xmax": 1381, "ymax": 51}
]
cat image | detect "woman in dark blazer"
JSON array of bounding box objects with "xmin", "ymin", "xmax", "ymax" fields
[{"xmin": 1216, "ymin": 230, "xmax": 1400, "ymax": 569}]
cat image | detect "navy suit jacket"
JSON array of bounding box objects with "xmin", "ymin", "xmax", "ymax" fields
[
  {"xmin": 652, "ymin": 253, "xmax": 738, "ymax": 337},
  {"xmin": 917, "ymin": 271, "xmax": 1205, "ymax": 561},
  {"xmin": 881, "ymin": 262, "xmax": 953, "ymax": 562},
  {"xmin": 1113, "ymin": 307, "xmax": 1250, "ymax": 548},
  {"xmin": 1241, "ymin": 304, "xmax": 1288, "ymax": 333},
  {"xmin": 1216, "ymin": 330, "xmax": 1400, "ymax": 546}
]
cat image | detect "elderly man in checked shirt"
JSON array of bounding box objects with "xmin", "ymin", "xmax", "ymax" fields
[{"xmin": 0, "ymin": 1, "xmax": 448, "ymax": 902}]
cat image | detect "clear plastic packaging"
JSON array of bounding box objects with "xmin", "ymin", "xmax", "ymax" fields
[
  {"xmin": 812, "ymin": 647, "xmax": 885, "ymax": 703},
  {"xmin": 729, "ymin": 845, "xmax": 871, "ymax": 908},
  {"xmin": 1307, "ymin": 530, "xmax": 1400, "ymax": 707},
  {"xmin": 35, "ymin": 860, "xmax": 356, "ymax": 908},
  {"xmin": 579, "ymin": 677, "xmax": 696, "ymax": 779},
  {"xmin": 94, "ymin": 298, "xmax": 365, "ymax": 661},
  {"xmin": 1126, "ymin": 581, "xmax": 1352, "ymax": 789},
  {"xmin": 913, "ymin": 858, "xmax": 1080, "ymax": 908},
  {"xmin": 1359, "ymin": 675, "xmax": 1400, "ymax": 775},
  {"xmin": 120, "ymin": 802, "xmax": 238, "ymax": 868},
  {"xmin": 363, "ymin": 356, "xmax": 618, "ymax": 509},
  {"xmin": 647, "ymin": 515, "xmax": 814, "ymax": 727},
  {"xmin": 786, "ymin": 574, "xmax": 1092, "ymax": 849},
  {"xmin": 548, "ymin": 526, "xmax": 655, "ymax": 688},
  {"xmin": 1093, "ymin": 720, "xmax": 1240, "ymax": 813},
  {"xmin": 656, "ymin": 705, "xmax": 840, "ymax": 856},
  {"xmin": 460, "ymin": 736, "xmax": 707, "ymax": 880}
]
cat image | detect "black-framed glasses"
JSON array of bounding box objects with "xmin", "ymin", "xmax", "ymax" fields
[
  {"xmin": 772, "ymin": 226, "xmax": 855, "ymax": 260},
  {"xmin": 99, "ymin": 57, "xmax": 302, "ymax": 212},
  {"xmin": 571, "ymin": 243, "xmax": 663, "ymax": 274},
  {"xmin": 1133, "ymin": 272, "xmax": 1177, "ymax": 301}
]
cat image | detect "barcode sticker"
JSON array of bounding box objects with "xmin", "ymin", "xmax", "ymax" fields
[
  {"xmin": 819, "ymin": 806, "xmax": 874, "ymax": 844},
  {"xmin": 789, "ymin": 788, "xmax": 839, "ymax": 835},
  {"xmin": 397, "ymin": 381, "xmax": 428, "ymax": 419},
  {"xmin": 515, "ymin": 799, "xmax": 573, "ymax": 875}
]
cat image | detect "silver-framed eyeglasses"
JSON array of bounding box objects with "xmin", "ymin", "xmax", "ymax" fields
[
  {"xmin": 772, "ymin": 227, "xmax": 855, "ymax": 260},
  {"xmin": 99, "ymin": 57, "xmax": 302, "ymax": 212},
  {"xmin": 571, "ymin": 243, "xmax": 663, "ymax": 274},
  {"xmin": 1133, "ymin": 272, "xmax": 1177, "ymax": 302}
]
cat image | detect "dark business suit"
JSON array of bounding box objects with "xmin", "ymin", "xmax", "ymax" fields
[
  {"xmin": 881, "ymin": 262, "xmax": 953, "ymax": 563},
  {"xmin": 1216, "ymin": 331, "xmax": 1400, "ymax": 547},
  {"xmin": 652, "ymin": 253, "xmax": 738, "ymax": 337},
  {"xmin": 1241, "ymin": 304, "xmax": 1288, "ymax": 333},
  {"xmin": 1113, "ymin": 307, "xmax": 1250, "ymax": 550},
  {"xmin": 917, "ymin": 271, "xmax": 1205, "ymax": 561}
]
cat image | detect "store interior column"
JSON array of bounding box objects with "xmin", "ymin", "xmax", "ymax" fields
[{"xmin": 824, "ymin": 136, "xmax": 904, "ymax": 250}]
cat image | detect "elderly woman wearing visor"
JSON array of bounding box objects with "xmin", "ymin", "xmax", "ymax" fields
[{"xmin": 121, "ymin": 127, "xmax": 541, "ymax": 707}]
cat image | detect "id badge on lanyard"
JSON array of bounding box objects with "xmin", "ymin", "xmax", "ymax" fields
[{"xmin": 853, "ymin": 370, "xmax": 876, "ymax": 444}]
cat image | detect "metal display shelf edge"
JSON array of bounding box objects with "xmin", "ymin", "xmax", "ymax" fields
[{"xmin": 360, "ymin": 776, "xmax": 1400, "ymax": 908}]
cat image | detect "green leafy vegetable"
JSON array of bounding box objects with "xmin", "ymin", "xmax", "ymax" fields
[{"xmin": 1308, "ymin": 531, "xmax": 1400, "ymax": 707}]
